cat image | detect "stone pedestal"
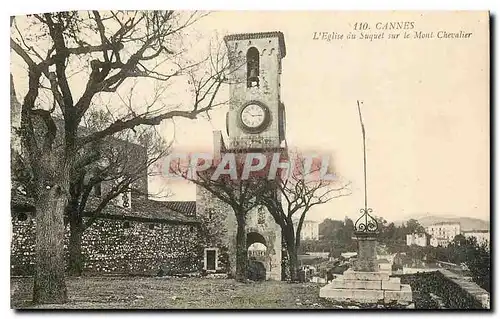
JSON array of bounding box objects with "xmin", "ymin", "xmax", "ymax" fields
[
  {"xmin": 353, "ymin": 232, "xmax": 378, "ymax": 272},
  {"xmin": 319, "ymin": 231, "xmax": 412, "ymax": 306},
  {"xmin": 319, "ymin": 269, "xmax": 413, "ymax": 304}
]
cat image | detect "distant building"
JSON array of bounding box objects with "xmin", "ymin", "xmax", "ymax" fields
[
  {"xmin": 426, "ymin": 222, "xmax": 461, "ymax": 247},
  {"xmin": 462, "ymin": 230, "xmax": 490, "ymax": 247},
  {"xmin": 248, "ymin": 242, "xmax": 267, "ymax": 258},
  {"xmin": 406, "ymin": 233, "xmax": 428, "ymax": 247},
  {"xmin": 293, "ymin": 219, "xmax": 319, "ymax": 240},
  {"xmin": 430, "ymin": 237, "xmax": 451, "ymax": 247},
  {"xmin": 302, "ymin": 220, "xmax": 319, "ymax": 240}
]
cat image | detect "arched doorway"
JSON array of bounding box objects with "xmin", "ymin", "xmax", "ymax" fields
[
  {"xmin": 247, "ymin": 232, "xmax": 266, "ymax": 248},
  {"xmin": 247, "ymin": 232, "xmax": 267, "ymax": 281}
]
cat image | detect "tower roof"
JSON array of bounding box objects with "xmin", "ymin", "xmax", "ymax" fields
[{"xmin": 224, "ymin": 31, "xmax": 286, "ymax": 57}]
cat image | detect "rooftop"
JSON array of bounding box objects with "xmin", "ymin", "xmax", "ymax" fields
[
  {"xmin": 11, "ymin": 191, "xmax": 198, "ymax": 225},
  {"xmin": 224, "ymin": 31, "xmax": 286, "ymax": 58},
  {"xmin": 94, "ymin": 198, "xmax": 198, "ymax": 224}
]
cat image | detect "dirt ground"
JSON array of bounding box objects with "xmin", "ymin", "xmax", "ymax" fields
[{"xmin": 11, "ymin": 276, "xmax": 334, "ymax": 309}]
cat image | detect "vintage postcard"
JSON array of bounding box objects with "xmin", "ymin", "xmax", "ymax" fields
[{"xmin": 10, "ymin": 10, "xmax": 490, "ymax": 310}]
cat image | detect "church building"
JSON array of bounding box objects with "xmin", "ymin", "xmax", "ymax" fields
[
  {"xmin": 11, "ymin": 31, "xmax": 289, "ymax": 281},
  {"xmin": 196, "ymin": 31, "xmax": 288, "ymax": 280}
]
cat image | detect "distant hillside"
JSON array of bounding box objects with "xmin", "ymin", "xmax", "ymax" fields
[{"xmin": 395, "ymin": 215, "xmax": 489, "ymax": 232}]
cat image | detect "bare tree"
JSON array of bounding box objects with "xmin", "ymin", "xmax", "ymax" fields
[
  {"xmin": 11, "ymin": 112, "xmax": 170, "ymax": 276},
  {"xmin": 67, "ymin": 112, "xmax": 171, "ymax": 276},
  {"xmin": 10, "ymin": 11, "xmax": 228, "ymax": 303},
  {"xmin": 172, "ymin": 151, "xmax": 270, "ymax": 282},
  {"xmin": 257, "ymin": 152, "xmax": 351, "ymax": 281}
]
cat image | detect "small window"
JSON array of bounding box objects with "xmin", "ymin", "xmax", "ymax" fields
[
  {"xmin": 17, "ymin": 212, "xmax": 28, "ymax": 221},
  {"xmin": 123, "ymin": 221, "xmax": 131, "ymax": 228},
  {"xmin": 204, "ymin": 248, "xmax": 218, "ymax": 271},
  {"xmin": 149, "ymin": 223, "xmax": 156, "ymax": 230}
]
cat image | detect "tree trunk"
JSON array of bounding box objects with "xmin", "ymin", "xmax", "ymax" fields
[
  {"xmin": 32, "ymin": 185, "xmax": 68, "ymax": 304},
  {"xmin": 287, "ymin": 243, "xmax": 299, "ymax": 282},
  {"xmin": 284, "ymin": 225, "xmax": 299, "ymax": 282},
  {"xmin": 68, "ymin": 215, "xmax": 84, "ymax": 277},
  {"xmin": 234, "ymin": 214, "xmax": 247, "ymax": 282}
]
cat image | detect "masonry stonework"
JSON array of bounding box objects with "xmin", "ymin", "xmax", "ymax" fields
[
  {"xmin": 11, "ymin": 31, "xmax": 289, "ymax": 282},
  {"xmin": 195, "ymin": 186, "xmax": 232, "ymax": 273},
  {"xmin": 196, "ymin": 185, "xmax": 282, "ymax": 280},
  {"xmin": 197, "ymin": 31, "xmax": 287, "ymax": 280},
  {"xmin": 11, "ymin": 210, "xmax": 201, "ymax": 276},
  {"xmin": 225, "ymin": 33, "xmax": 285, "ymax": 149}
]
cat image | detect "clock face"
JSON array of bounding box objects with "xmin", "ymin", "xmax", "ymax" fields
[{"xmin": 241, "ymin": 103, "xmax": 266, "ymax": 129}]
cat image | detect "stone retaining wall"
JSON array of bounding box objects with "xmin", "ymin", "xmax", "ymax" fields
[
  {"xmin": 400, "ymin": 269, "xmax": 489, "ymax": 309},
  {"xmin": 11, "ymin": 212, "xmax": 202, "ymax": 276}
]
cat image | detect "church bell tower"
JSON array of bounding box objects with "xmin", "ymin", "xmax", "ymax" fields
[{"xmin": 223, "ymin": 32, "xmax": 287, "ymax": 150}]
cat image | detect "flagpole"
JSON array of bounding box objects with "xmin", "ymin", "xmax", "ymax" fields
[{"xmin": 357, "ymin": 100, "xmax": 367, "ymax": 211}]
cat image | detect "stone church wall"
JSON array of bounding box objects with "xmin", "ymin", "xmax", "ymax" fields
[
  {"xmin": 195, "ymin": 186, "xmax": 231, "ymax": 273},
  {"xmin": 11, "ymin": 212, "xmax": 202, "ymax": 276},
  {"xmin": 245, "ymin": 205, "xmax": 282, "ymax": 280},
  {"xmin": 196, "ymin": 184, "xmax": 282, "ymax": 280}
]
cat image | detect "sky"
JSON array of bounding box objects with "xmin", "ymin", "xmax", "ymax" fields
[
  {"xmin": 10, "ymin": 11, "xmax": 490, "ymax": 223},
  {"xmin": 149, "ymin": 11, "xmax": 489, "ymax": 223}
]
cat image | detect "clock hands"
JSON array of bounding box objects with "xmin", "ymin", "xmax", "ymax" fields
[{"xmin": 241, "ymin": 103, "xmax": 267, "ymax": 130}]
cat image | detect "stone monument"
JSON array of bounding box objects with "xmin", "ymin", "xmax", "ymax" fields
[
  {"xmin": 319, "ymin": 101, "xmax": 413, "ymax": 305},
  {"xmin": 319, "ymin": 211, "xmax": 413, "ymax": 304}
]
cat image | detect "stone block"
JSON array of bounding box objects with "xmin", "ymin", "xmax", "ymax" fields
[
  {"xmin": 319, "ymin": 286, "xmax": 384, "ymax": 302},
  {"xmin": 352, "ymin": 289, "xmax": 385, "ymax": 302},
  {"xmin": 378, "ymin": 263, "xmax": 392, "ymax": 275},
  {"xmin": 384, "ymin": 284, "xmax": 413, "ymax": 303},
  {"xmin": 345, "ymin": 279, "xmax": 382, "ymax": 290},
  {"xmin": 319, "ymin": 286, "xmax": 352, "ymax": 299},
  {"xmin": 343, "ymin": 269, "xmax": 389, "ymax": 281},
  {"xmin": 382, "ymin": 277, "xmax": 401, "ymax": 291},
  {"xmin": 329, "ymin": 277, "xmax": 347, "ymax": 289},
  {"xmin": 329, "ymin": 278, "xmax": 382, "ymax": 290}
]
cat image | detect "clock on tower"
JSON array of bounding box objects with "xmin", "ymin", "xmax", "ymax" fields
[{"xmin": 223, "ymin": 32, "xmax": 287, "ymax": 150}]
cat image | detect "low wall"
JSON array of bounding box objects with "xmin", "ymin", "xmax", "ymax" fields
[
  {"xmin": 11, "ymin": 212, "xmax": 202, "ymax": 276},
  {"xmin": 400, "ymin": 269, "xmax": 489, "ymax": 309}
]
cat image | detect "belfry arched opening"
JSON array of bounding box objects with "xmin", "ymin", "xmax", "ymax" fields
[{"xmin": 247, "ymin": 232, "xmax": 267, "ymax": 281}]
